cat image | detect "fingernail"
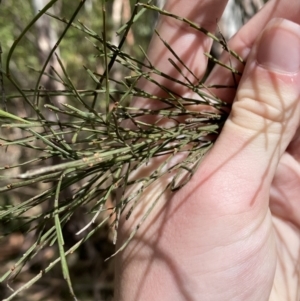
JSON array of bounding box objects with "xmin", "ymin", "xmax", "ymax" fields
[{"xmin": 257, "ymin": 19, "xmax": 300, "ymax": 74}]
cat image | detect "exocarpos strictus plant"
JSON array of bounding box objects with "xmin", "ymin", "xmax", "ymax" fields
[{"xmin": 0, "ymin": 1, "xmax": 245, "ymax": 300}]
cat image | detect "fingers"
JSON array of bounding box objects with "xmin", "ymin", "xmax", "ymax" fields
[
  {"xmin": 207, "ymin": 0, "xmax": 300, "ymax": 103},
  {"xmin": 190, "ymin": 19, "xmax": 300, "ymax": 220},
  {"xmin": 136, "ymin": 0, "xmax": 228, "ymax": 104}
]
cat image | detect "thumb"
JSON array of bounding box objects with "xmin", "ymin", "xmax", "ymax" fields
[
  {"xmin": 228, "ymin": 18, "xmax": 300, "ymax": 167},
  {"xmin": 192, "ymin": 19, "xmax": 300, "ymax": 216}
]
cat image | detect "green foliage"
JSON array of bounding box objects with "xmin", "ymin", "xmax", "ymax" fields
[{"xmin": 0, "ymin": 1, "xmax": 241, "ymax": 300}]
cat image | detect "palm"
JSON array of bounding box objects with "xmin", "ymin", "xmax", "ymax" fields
[
  {"xmin": 165, "ymin": 135, "xmax": 300, "ymax": 301},
  {"xmin": 269, "ymin": 148, "xmax": 300, "ymax": 300}
]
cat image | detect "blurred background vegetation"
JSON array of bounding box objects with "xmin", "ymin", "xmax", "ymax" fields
[{"xmin": 0, "ymin": 0, "xmax": 266, "ymax": 300}]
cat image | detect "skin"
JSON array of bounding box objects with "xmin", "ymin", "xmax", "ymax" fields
[{"xmin": 114, "ymin": 1, "xmax": 300, "ymax": 300}]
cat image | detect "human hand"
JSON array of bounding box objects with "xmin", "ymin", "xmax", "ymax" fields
[{"xmin": 115, "ymin": 1, "xmax": 300, "ymax": 300}]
